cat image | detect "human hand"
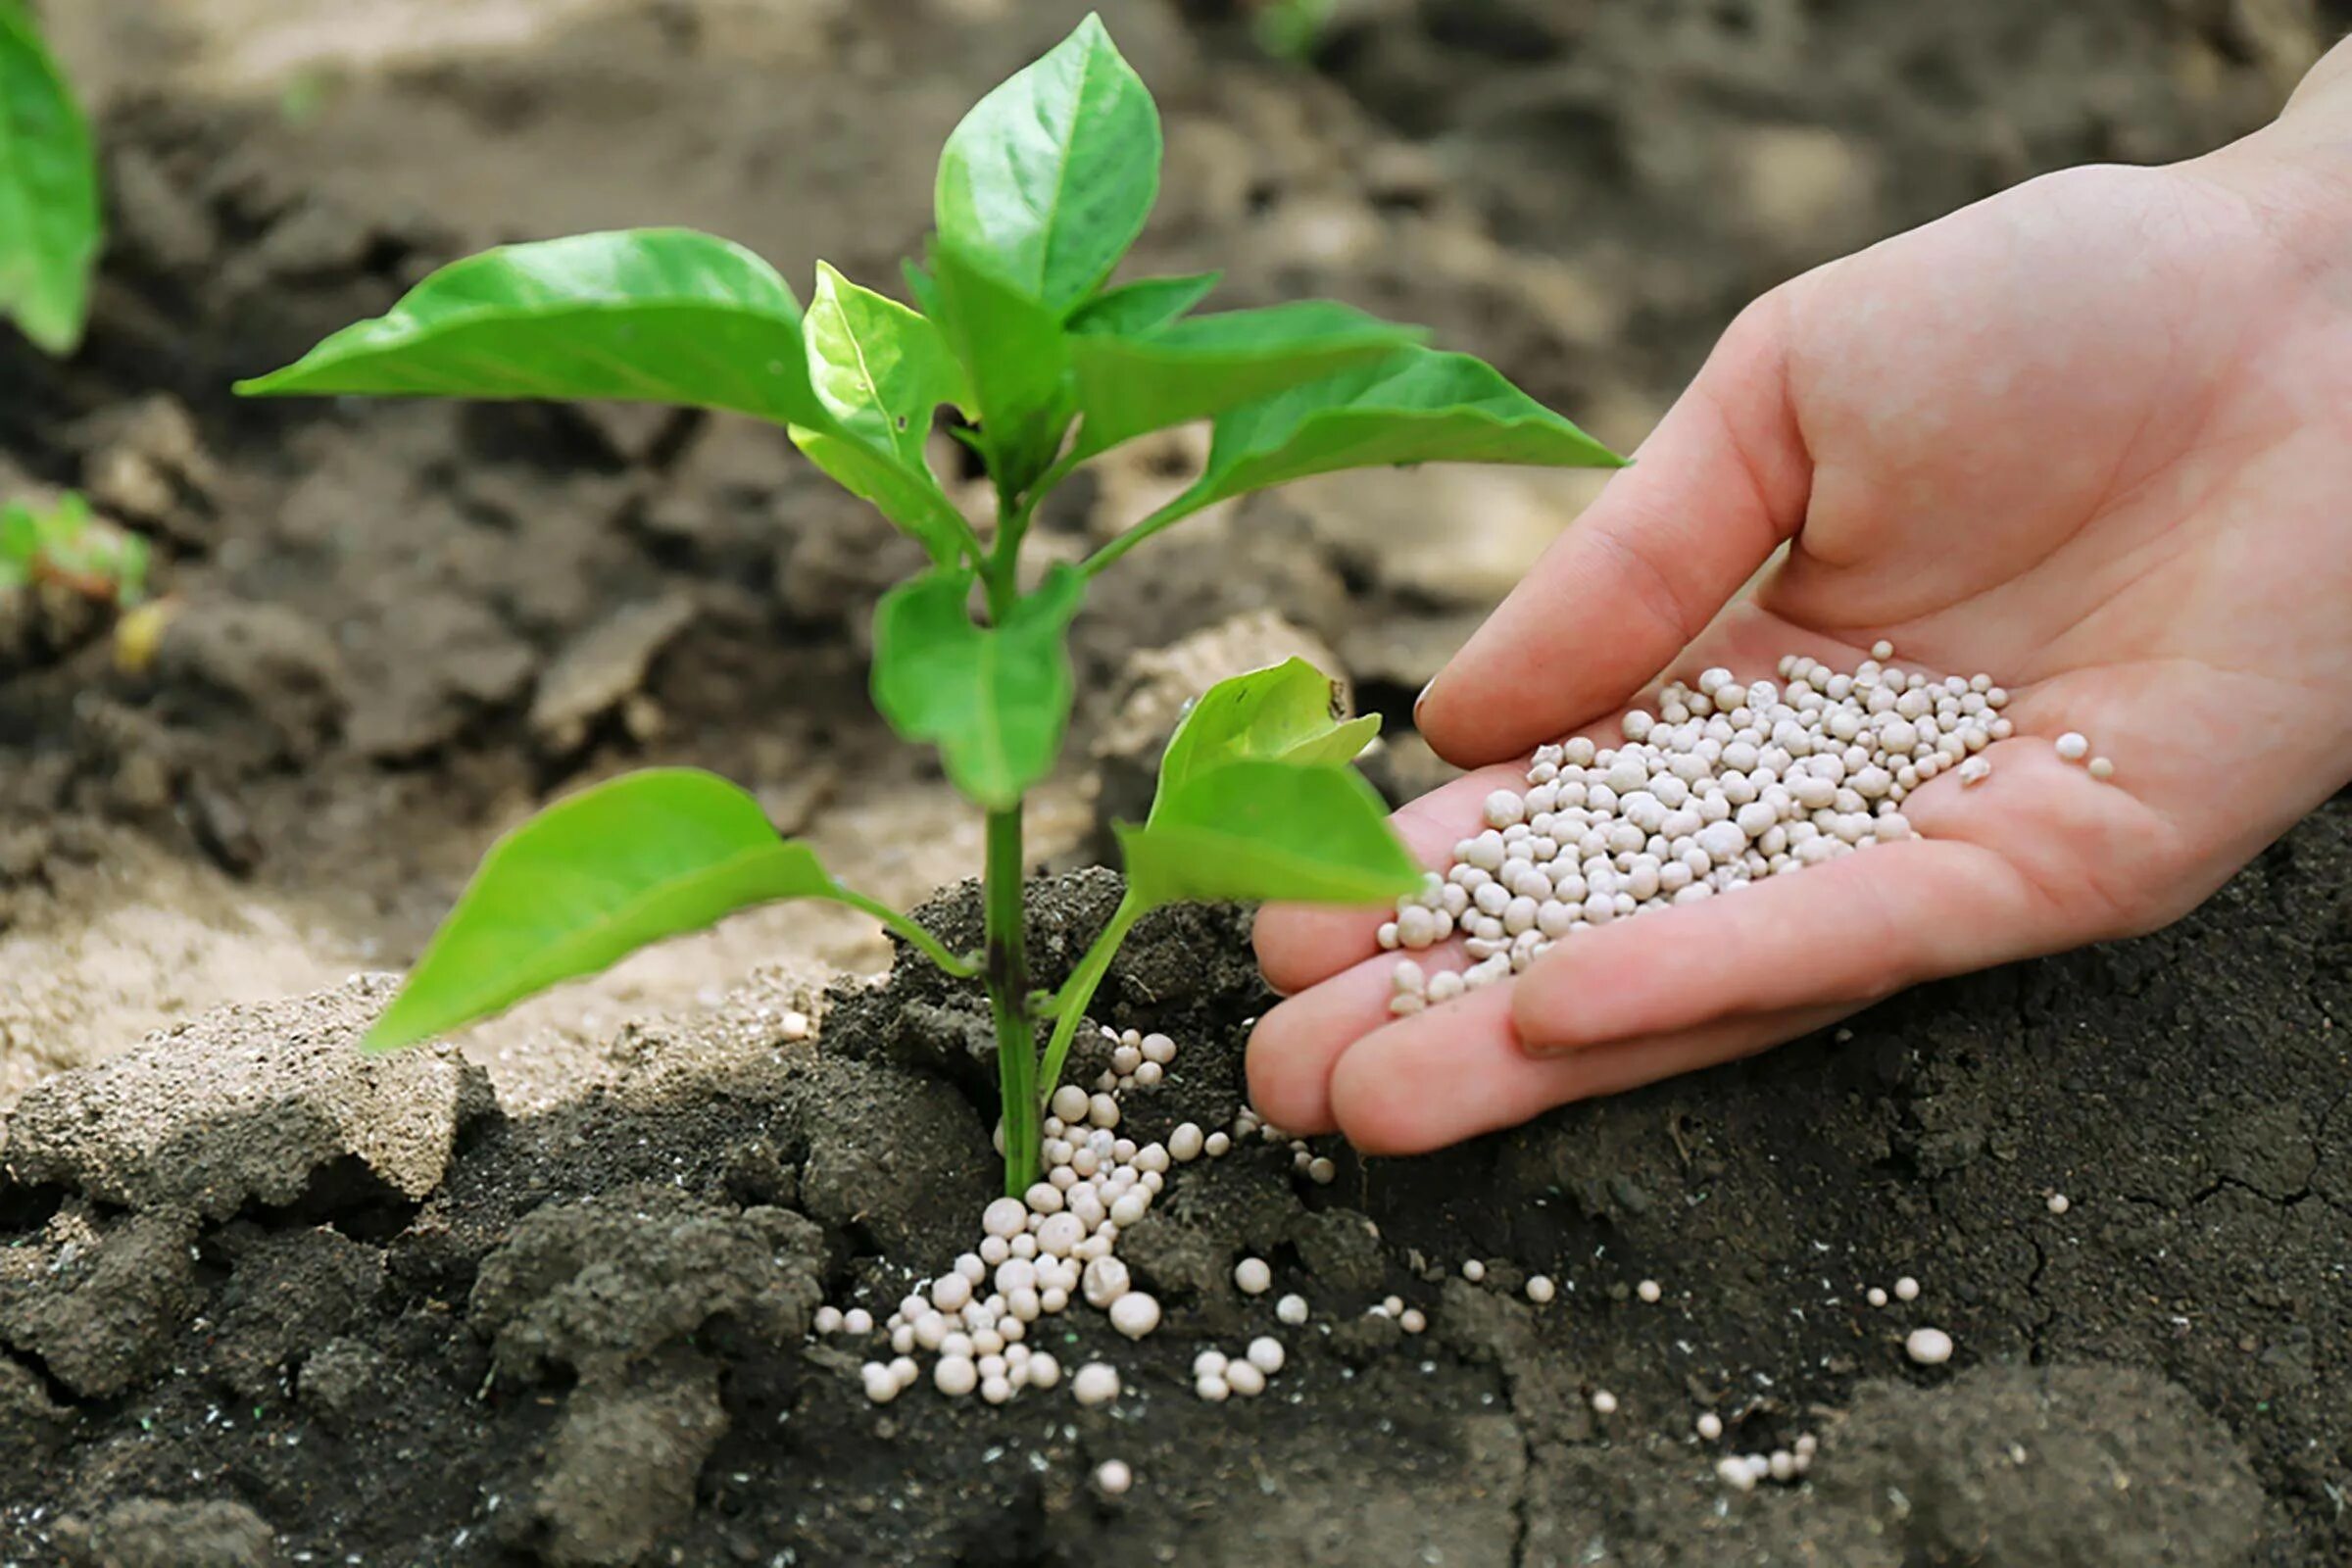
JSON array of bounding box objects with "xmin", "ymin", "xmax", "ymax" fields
[{"xmin": 1247, "ymin": 68, "xmax": 2352, "ymax": 1154}]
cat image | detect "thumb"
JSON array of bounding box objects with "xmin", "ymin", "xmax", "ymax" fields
[{"xmin": 1416, "ymin": 290, "xmax": 1813, "ymax": 766}]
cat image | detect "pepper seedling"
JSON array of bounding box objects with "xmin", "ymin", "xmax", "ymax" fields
[
  {"xmin": 0, "ymin": 0, "xmax": 102, "ymax": 355},
  {"xmin": 0, "ymin": 491, "xmax": 149, "ymax": 606},
  {"xmin": 234, "ymin": 15, "xmax": 1623, "ymax": 1194}
]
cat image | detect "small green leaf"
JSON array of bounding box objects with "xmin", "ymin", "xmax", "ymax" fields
[
  {"xmin": 1152, "ymin": 658, "xmax": 1381, "ymax": 820},
  {"xmin": 365, "ymin": 768, "xmax": 847, "ymax": 1052},
  {"xmin": 1099, "ymin": 346, "xmax": 1626, "ymax": 568},
  {"xmin": 0, "ymin": 3, "xmax": 100, "ymax": 356},
  {"xmin": 788, "ymin": 424, "xmax": 975, "ymax": 566},
  {"xmin": 1066, "ymin": 272, "xmax": 1220, "ymax": 336},
  {"xmin": 870, "ymin": 564, "xmax": 1085, "ymax": 810},
  {"xmin": 1120, "ymin": 760, "xmax": 1419, "ymax": 907},
  {"xmin": 1067, "ymin": 301, "xmax": 1425, "ymax": 461},
  {"xmin": 927, "ymin": 241, "xmax": 1073, "ymax": 493},
  {"xmin": 236, "ymin": 229, "xmax": 829, "ymax": 428},
  {"xmin": 934, "ymin": 13, "xmax": 1161, "ymax": 312},
  {"xmin": 805, "ymin": 261, "xmax": 970, "ymax": 466}
]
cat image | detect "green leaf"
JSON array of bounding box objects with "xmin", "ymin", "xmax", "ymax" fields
[
  {"xmin": 788, "ymin": 424, "xmax": 974, "ymax": 566},
  {"xmin": 0, "ymin": 3, "xmax": 100, "ymax": 356},
  {"xmin": 236, "ymin": 229, "xmax": 829, "ymax": 427},
  {"xmin": 1120, "ymin": 760, "xmax": 1419, "ymax": 907},
  {"xmin": 1066, "ymin": 272, "xmax": 1220, "ymax": 336},
  {"xmin": 934, "ymin": 13, "xmax": 1161, "ymax": 312},
  {"xmin": 1066, "ymin": 302, "xmax": 1425, "ymax": 462},
  {"xmin": 1096, "ymin": 346, "xmax": 1626, "ymax": 569},
  {"xmin": 805, "ymin": 261, "xmax": 969, "ymax": 466},
  {"xmin": 1152, "ymin": 657, "xmax": 1380, "ymax": 821},
  {"xmin": 0, "ymin": 500, "xmax": 35, "ymax": 574},
  {"xmin": 927, "ymin": 241, "xmax": 1072, "ymax": 492},
  {"xmin": 365, "ymin": 768, "xmax": 846, "ymax": 1052},
  {"xmin": 793, "ymin": 261, "xmax": 976, "ymax": 563},
  {"xmin": 870, "ymin": 564, "xmax": 1085, "ymax": 810}
]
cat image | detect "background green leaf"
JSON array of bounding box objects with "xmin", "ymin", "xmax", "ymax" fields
[
  {"xmin": 1120, "ymin": 760, "xmax": 1419, "ymax": 907},
  {"xmin": 1067, "ymin": 302, "xmax": 1425, "ymax": 461},
  {"xmin": 1152, "ymin": 658, "xmax": 1381, "ymax": 820},
  {"xmin": 236, "ymin": 229, "xmax": 829, "ymax": 427},
  {"xmin": 870, "ymin": 564, "xmax": 1086, "ymax": 809},
  {"xmin": 927, "ymin": 241, "xmax": 1073, "ymax": 492},
  {"xmin": 0, "ymin": 3, "xmax": 101, "ymax": 356},
  {"xmin": 1066, "ymin": 272, "xmax": 1220, "ymax": 336},
  {"xmin": 933, "ymin": 13, "xmax": 1161, "ymax": 312},
  {"xmin": 805, "ymin": 261, "xmax": 969, "ymax": 466},
  {"xmin": 365, "ymin": 768, "xmax": 846, "ymax": 1052}
]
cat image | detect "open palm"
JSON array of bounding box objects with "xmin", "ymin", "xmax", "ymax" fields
[{"xmin": 1248, "ymin": 150, "xmax": 2352, "ymax": 1153}]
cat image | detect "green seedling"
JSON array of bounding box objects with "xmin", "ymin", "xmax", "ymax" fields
[
  {"xmin": 1252, "ymin": 0, "xmax": 1339, "ymax": 62},
  {"xmin": 0, "ymin": 0, "xmax": 101, "ymax": 355},
  {"xmin": 234, "ymin": 15, "xmax": 1623, "ymax": 1194},
  {"xmin": 0, "ymin": 491, "xmax": 149, "ymax": 606}
]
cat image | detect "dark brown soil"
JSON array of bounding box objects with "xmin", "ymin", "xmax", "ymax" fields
[
  {"xmin": 4, "ymin": 0, "xmax": 2350, "ymax": 1562},
  {"xmin": 4, "ymin": 821, "xmax": 2350, "ymax": 1565}
]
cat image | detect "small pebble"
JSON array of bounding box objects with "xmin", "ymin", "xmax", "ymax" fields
[
  {"xmin": 2087, "ymin": 757, "xmax": 2115, "ymax": 781},
  {"xmin": 1399, "ymin": 1308, "xmax": 1427, "ymax": 1334},
  {"xmin": 1525, "ymin": 1275, "xmax": 1556, "ymax": 1305},
  {"xmin": 1108, "ymin": 1292, "xmax": 1161, "ymax": 1340},
  {"xmin": 1095, "ymin": 1459, "xmax": 1133, "ymax": 1496},
  {"xmin": 1696, "ymin": 1412, "xmax": 1723, "ymax": 1441},
  {"xmin": 1247, "ymin": 1337, "xmax": 1286, "ymax": 1374},
  {"xmin": 1894, "ymin": 1276, "xmax": 1920, "ymax": 1302},
  {"xmin": 1866, "ymin": 1287, "xmax": 1887, "ymax": 1308},
  {"xmin": 1461, "ymin": 1260, "xmax": 1486, "ymax": 1283},
  {"xmin": 1636, "ymin": 1279, "xmax": 1661, "ymax": 1304},
  {"xmin": 1958, "ymin": 755, "xmax": 1991, "ymax": 787},
  {"xmin": 1224, "ymin": 1360, "xmax": 1266, "ymax": 1396},
  {"xmin": 861, "ymin": 1362, "xmax": 900, "ymax": 1403},
  {"xmin": 1071, "ymin": 1362, "xmax": 1121, "ymax": 1406},
  {"xmin": 1717, "ymin": 1455, "xmax": 1756, "ymax": 1493},
  {"xmin": 1906, "ymin": 1327, "xmax": 1955, "ymax": 1366},
  {"xmin": 2047, "ymin": 1193, "xmax": 2071, "ymax": 1215},
  {"xmin": 1276, "ymin": 1294, "xmax": 1309, "ymax": 1326},
  {"xmin": 2055, "ymin": 732, "xmax": 2089, "ymax": 761},
  {"xmin": 1234, "ymin": 1257, "xmax": 1273, "ymax": 1296},
  {"xmin": 1591, "ymin": 1390, "xmax": 1618, "ymax": 1416}
]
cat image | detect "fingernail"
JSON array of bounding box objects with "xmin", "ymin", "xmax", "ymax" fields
[{"xmin": 1413, "ymin": 676, "xmax": 1436, "ymax": 724}]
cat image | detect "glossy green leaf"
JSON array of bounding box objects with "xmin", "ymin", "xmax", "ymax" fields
[
  {"xmin": 1120, "ymin": 760, "xmax": 1419, "ymax": 907},
  {"xmin": 927, "ymin": 241, "xmax": 1072, "ymax": 492},
  {"xmin": 236, "ymin": 229, "xmax": 829, "ymax": 427},
  {"xmin": 1152, "ymin": 658, "xmax": 1381, "ymax": 821},
  {"xmin": 934, "ymin": 14, "xmax": 1161, "ymax": 312},
  {"xmin": 1097, "ymin": 346, "xmax": 1626, "ymax": 569},
  {"xmin": 805, "ymin": 261, "xmax": 969, "ymax": 466},
  {"xmin": 365, "ymin": 768, "xmax": 848, "ymax": 1052},
  {"xmin": 1067, "ymin": 302, "xmax": 1425, "ymax": 461},
  {"xmin": 1066, "ymin": 272, "xmax": 1220, "ymax": 336},
  {"xmin": 870, "ymin": 564, "xmax": 1085, "ymax": 810},
  {"xmin": 0, "ymin": 3, "xmax": 100, "ymax": 356}
]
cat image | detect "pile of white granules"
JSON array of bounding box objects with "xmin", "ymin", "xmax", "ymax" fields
[{"xmin": 1383, "ymin": 644, "xmax": 2055, "ymax": 1011}]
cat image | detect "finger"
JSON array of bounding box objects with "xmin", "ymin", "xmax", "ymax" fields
[
  {"xmin": 1252, "ymin": 762, "xmax": 1525, "ymax": 997},
  {"xmin": 1329, "ymin": 988, "xmax": 1851, "ymax": 1154},
  {"xmin": 1248, "ymin": 948, "xmax": 1451, "ymax": 1136},
  {"xmin": 1509, "ymin": 834, "xmax": 2045, "ymax": 1054},
  {"xmin": 1416, "ymin": 293, "xmax": 1814, "ymax": 767}
]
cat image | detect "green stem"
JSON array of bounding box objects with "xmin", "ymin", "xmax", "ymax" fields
[
  {"xmin": 1037, "ymin": 890, "xmax": 1145, "ymax": 1108},
  {"xmin": 983, "ymin": 804, "xmax": 1040, "ymax": 1196},
  {"xmin": 831, "ymin": 887, "xmax": 981, "ymax": 981},
  {"xmin": 1078, "ymin": 491, "xmax": 1209, "ymax": 578}
]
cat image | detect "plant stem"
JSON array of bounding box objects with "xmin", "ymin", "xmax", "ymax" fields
[
  {"xmin": 979, "ymin": 499, "xmax": 1043, "ymax": 1197},
  {"xmin": 982, "ymin": 803, "xmax": 1040, "ymax": 1196},
  {"xmin": 1036, "ymin": 890, "xmax": 1144, "ymax": 1108},
  {"xmin": 829, "ymin": 887, "xmax": 981, "ymax": 981}
]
